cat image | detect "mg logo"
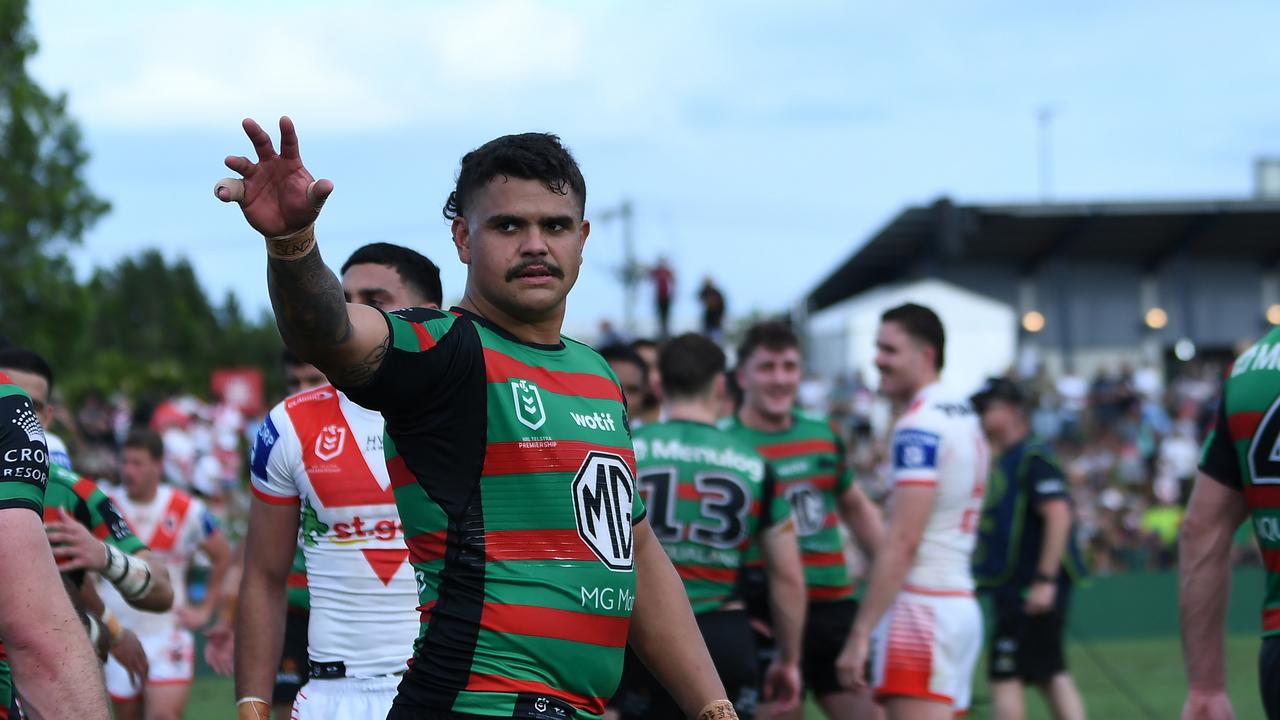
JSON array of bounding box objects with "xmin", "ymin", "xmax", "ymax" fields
[
  {"xmin": 315, "ymin": 425, "xmax": 346, "ymax": 461},
  {"xmin": 511, "ymin": 379, "xmax": 547, "ymax": 431},
  {"xmin": 572, "ymin": 451, "xmax": 636, "ymax": 571},
  {"xmin": 786, "ymin": 483, "xmax": 826, "ymax": 537}
]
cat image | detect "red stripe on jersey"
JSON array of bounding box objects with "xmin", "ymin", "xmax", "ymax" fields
[
  {"xmin": 406, "ymin": 530, "xmax": 448, "ymax": 563},
  {"xmin": 466, "ymin": 673, "xmax": 605, "ymax": 715},
  {"xmin": 1228, "ymin": 412, "xmax": 1265, "ymax": 442},
  {"xmin": 287, "ymin": 573, "xmax": 308, "ymax": 589},
  {"xmin": 483, "ymin": 348, "xmax": 621, "ymax": 402},
  {"xmin": 0, "ymin": 371, "xmax": 10, "ymax": 385},
  {"xmin": 481, "ymin": 603, "xmax": 630, "ymax": 648},
  {"xmin": 895, "ymin": 479, "xmax": 938, "ymax": 487},
  {"xmin": 485, "ymin": 529, "xmax": 597, "ymax": 562},
  {"xmin": 149, "ymin": 490, "xmax": 192, "ymax": 552},
  {"xmin": 387, "ymin": 454, "xmax": 417, "ymax": 490},
  {"xmin": 252, "ymin": 485, "xmax": 300, "ymax": 506},
  {"xmin": 1265, "ymin": 607, "xmax": 1280, "ymax": 633},
  {"xmin": 482, "ymin": 441, "xmax": 636, "ymax": 477},
  {"xmin": 808, "ymin": 585, "xmax": 855, "ymax": 601},
  {"xmin": 803, "ymin": 550, "xmax": 846, "ymax": 567},
  {"xmin": 1262, "ymin": 549, "xmax": 1280, "ymax": 573},
  {"xmin": 419, "ymin": 600, "xmax": 436, "ymax": 623},
  {"xmin": 675, "ymin": 564, "xmax": 738, "ymax": 584},
  {"xmin": 757, "ymin": 439, "xmax": 837, "ymax": 460},
  {"xmin": 411, "ymin": 322, "xmax": 437, "ymax": 352},
  {"xmin": 1246, "ymin": 485, "xmax": 1280, "ymax": 508},
  {"xmin": 71, "ymin": 478, "xmax": 98, "ymax": 501},
  {"xmin": 677, "ymin": 485, "xmax": 701, "ymax": 501}
]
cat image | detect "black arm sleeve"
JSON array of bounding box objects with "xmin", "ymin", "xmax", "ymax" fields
[
  {"xmin": 1199, "ymin": 397, "xmax": 1243, "ymax": 490},
  {"xmin": 1024, "ymin": 455, "xmax": 1070, "ymax": 505}
]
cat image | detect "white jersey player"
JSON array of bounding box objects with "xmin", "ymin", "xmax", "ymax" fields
[
  {"xmin": 234, "ymin": 243, "xmax": 443, "ymax": 720},
  {"xmin": 101, "ymin": 429, "xmax": 232, "ymax": 720},
  {"xmin": 837, "ymin": 303, "xmax": 988, "ymax": 720}
]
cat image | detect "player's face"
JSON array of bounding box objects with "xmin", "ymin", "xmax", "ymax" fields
[
  {"xmin": 453, "ymin": 177, "xmax": 589, "ymax": 322},
  {"xmin": 608, "ymin": 360, "xmax": 647, "ymax": 420},
  {"xmin": 1, "ymin": 368, "xmax": 52, "ymax": 429},
  {"xmin": 738, "ymin": 346, "xmax": 802, "ymax": 420},
  {"xmin": 978, "ymin": 400, "xmax": 1018, "ymax": 439},
  {"xmin": 120, "ymin": 447, "xmax": 162, "ymax": 497},
  {"xmin": 285, "ymin": 363, "xmax": 328, "ymax": 395},
  {"xmin": 342, "ymin": 263, "xmax": 433, "ymax": 312},
  {"xmin": 875, "ymin": 321, "xmax": 931, "ymax": 401},
  {"xmin": 633, "ymin": 344, "xmax": 661, "ymax": 405}
]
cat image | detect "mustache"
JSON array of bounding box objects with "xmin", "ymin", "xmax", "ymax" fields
[{"xmin": 505, "ymin": 259, "xmax": 565, "ymax": 282}]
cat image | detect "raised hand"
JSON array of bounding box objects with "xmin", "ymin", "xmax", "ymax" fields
[{"xmin": 214, "ymin": 116, "xmax": 334, "ymax": 238}]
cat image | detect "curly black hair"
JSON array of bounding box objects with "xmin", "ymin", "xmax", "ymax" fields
[{"xmin": 443, "ymin": 133, "xmax": 586, "ymax": 221}]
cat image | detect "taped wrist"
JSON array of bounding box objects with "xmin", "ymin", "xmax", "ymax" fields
[
  {"xmin": 84, "ymin": 612, "xmax": 103, "ymax": 648},
  {"xmin": 103, "ymin": 544, "xmax": 153, "ymax": 601},
  {"xmin": 696, "ymin": 700, "xmax": 739, "ymax": 720},
  {"xmin": 265, "ymin": 224, "xmax": 317, "ymax": 261}
]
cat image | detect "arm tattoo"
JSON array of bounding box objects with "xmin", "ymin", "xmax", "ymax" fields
[{"xmin": 267, "ymin": 247, "xmax": 384, "ymax": 385}]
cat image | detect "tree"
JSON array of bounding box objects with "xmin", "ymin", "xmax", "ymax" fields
[{"xmin": 0, "ymin": 0, "xmax": 110, "ymax": 355}]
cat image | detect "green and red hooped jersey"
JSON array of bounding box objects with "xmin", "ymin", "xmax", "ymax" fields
[
  {"xmin": 340, "ymin": 308, "xmax": 646, "ymax": 720},
  {"xmin": 0, "ymin": 371, "xmax": 48, "ymax": 515},
  {"xmin": 1200, "ymin": 326, "xmax": 1280, "ymax": 638},
  {"xmin": 43, "ymin": 463, "xmax": 148, "ymax": 588},
  {"xmin": 633, "ymin": 419, "xmax": 789, "ymax": 614},
  {"xmin": 721, "ymin": 411, "xmax": 857, "ymax": 603}
]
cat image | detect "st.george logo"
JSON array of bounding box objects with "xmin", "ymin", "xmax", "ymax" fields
[
  {"xmin": 511, "ymin": 379, "xmax": 547, "ymax": 431},
  {"xmin": 315, "ymin": 424, "xmax": 346, "ymax": 462},
  {"xmin": 572, "ymin": 452, "xmax": 636, "ymax": 571}
]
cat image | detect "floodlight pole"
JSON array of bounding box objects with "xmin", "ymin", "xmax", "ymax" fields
[
  {"xmin": 597, "ymin": 201, "xmax": 639, "ymax": 335},
  {"xmin": 1038, "ymin": 106, "xmax": 1054, "ymax": 203}
]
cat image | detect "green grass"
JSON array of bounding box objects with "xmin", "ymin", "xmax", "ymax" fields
[{"xmin": 181, "ymin": 634, "xmax": 1265, "ymax": 719}]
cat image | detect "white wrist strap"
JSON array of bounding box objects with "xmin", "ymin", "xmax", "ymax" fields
[{"xmin": 102, "ymin": 544, "xmax": 153, "ymax": 601}]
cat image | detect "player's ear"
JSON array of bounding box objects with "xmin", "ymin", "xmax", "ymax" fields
[
  {"xmin": 453, "ymin": 217, "xmax": 471, "ymax": 264},
  {"xmin": 577, "ymin": 219, "xmax": 590, "ymax": 265}
]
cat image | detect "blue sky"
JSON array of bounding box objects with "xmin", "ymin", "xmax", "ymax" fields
[{"xmin": 27, "ymin": 0, "xmax": 1280, "ymax": 338}]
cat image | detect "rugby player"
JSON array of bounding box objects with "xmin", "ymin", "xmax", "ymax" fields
[
  {"xmin": 598, "ymin": 344, "xmax": 650, "ymax": 423},
  {"xmin": 216, "ymin": 118, "xmax": 735, "ymax": 719},
  {"xmin": 722, "ymin": 321, "xmax": 882, "ymax": 720},
  {"xmin": 836, "ymin": 303, "xmax": 988, "ymax": 720},
  {"xmin": 1180, "ymin": 327, "xmax": 1280, "ymax": 719},
  {"xmin": 0, "ymin": 370, "xmax": 108, "ymax": 719},
  {"xmin": 618, "ymin": 333, "xmax": 806, "ymax": 720},
  {"xmin": 235, "ymin": 244, "xmax": 442, "ymax": 719},
  {"xmin": 101, "ymin": 429, "xmax": 232, "ymax": 720}
]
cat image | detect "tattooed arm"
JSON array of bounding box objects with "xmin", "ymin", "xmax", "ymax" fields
[{"xmin": 215, "ymin": 117, "xmax": 390, "ymax": 387}]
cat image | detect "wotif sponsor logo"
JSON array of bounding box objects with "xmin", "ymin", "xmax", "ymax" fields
[{"xmin": 571, "ymin": 410, "xmax": 617, "ymax": 433}]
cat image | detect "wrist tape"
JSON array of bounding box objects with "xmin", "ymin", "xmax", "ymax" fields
[
  {"xmin": 103, "ymin": 544, "xmax": 153, "ymax": 601},
  {"xmin": 265, "ymin": 224, "xmax": 317, "ymax": 261},
  {"xmin": 697, "ymin": 700, "xmax": 738, "ymax": 720}
]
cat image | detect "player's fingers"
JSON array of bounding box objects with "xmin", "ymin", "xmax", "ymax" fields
[
  {"xmin": 307, "ymin": 178, "xmax": 334, "ymax": 210},
  {"xmin": 279, "ymin": 115, "xmax": 300, "ymax": 160},
  {"xmin": 242, "ymin": 118, "xmax": 276, "ymax": 162},
  {"xmin": 225, "ymin": 155, "xmax": 254, "ymax": 176},
  {"xmin": 215, "ymin": 178, "xmax": 245, "ymax": 203}
]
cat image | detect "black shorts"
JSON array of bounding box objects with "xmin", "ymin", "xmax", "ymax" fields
[
  {"xmin": 273, "ymin": 608, "xmax": 309, "ymax": 705},
  {"xmin": 614, "ymin": 610, "xmax": 760, "ymax": 720},
  {"xmin": 1261, "ymin": 635, "xmax": 1280, "ymax": 720},
  {"xmin": 803, "ymin": 600, "xmax": 858, "ymax": 697},
  {"xmin": 989, "ymin": 586, "xmax": 1070, "ymax": 683}
]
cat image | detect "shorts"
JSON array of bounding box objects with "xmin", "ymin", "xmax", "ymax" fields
[
  {"xmin": 291, "ymin": 675, "xmax": 399, "ymax": 720},
  {"xmin": 105, "ymin": 627, "xmax": 194, "ymax": 700},
  {"xmin": 275, "ymin": 609, "xmax": 310, "ymax": 705},
  {"xmin": 614, "ymin": 610, "xmax": 760, "ymax": 720},
  {"xmin": 1262, "ymin": 635, "xmax": 1280, "ymax": 720},
  {"xmin": 989, "ymin": 585, "xmax": 1070, "ymax": 683},
  {"xmin": 803, "ymin": 600, "xmax": 858, "ymax": 697},
  {"xmin": 870, "ymin": 590, "xmax": 982, "ymax": 711}
]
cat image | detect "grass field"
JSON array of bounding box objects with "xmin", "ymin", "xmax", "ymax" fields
[{"xmin": 180, "ymin": 634, "xmax": 1266, "ymax": 720}]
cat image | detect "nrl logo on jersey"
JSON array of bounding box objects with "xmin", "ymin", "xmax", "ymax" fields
[
  {"xmin": 315, "ymin": 424, "xmax": 346, "ymax": 461},
  {"xmin": 511, "ymin": 379, "xmax": 547, "ymax": 431}
]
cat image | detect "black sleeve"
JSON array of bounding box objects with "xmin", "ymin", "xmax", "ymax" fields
[
  {"xmin": 758, "ymin": 464, "xmax": 781, "ymax": 533},
  {"xmin": 1024, "ymin": 455, "xmax": 1070, "ymax": 505},
  {"xmin": 0, "ymin": 393, "xmax": 48, "ymax": 514},
  {"xmin": 338, "ymin": 308, "xmax": 471, "ymax": 419},
  {"xmin": 1199, "ymin": 397, "xmax": 1243, "ymax": 490}
]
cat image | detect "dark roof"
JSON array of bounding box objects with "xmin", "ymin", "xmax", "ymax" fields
[{"xmin": 807, "ymin": 197, "xmax": 1280, "ymax": 313}]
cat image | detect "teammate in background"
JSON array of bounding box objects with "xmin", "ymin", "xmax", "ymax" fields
[
  {"xmin": 216, "ymin": 118, "xmax": 734, "ymax": 719},
  {"xmin": 836, "ymin": 303, "xmax": 988, "ymax": 720},
  {"xmin": 0, "ymin": 370, "xmax": 109, "ymax": 719},
  {"xmin": 618, "ymin": 334, "xmax": 806, "ymax": 719},
  {"xmin": 102, "ymin": 429, "xmax": 232, "ymax": 720},
  {"xmin": 599, "ymin": 344, "xmax": 650, "ymax": 423},
  {"xmin": 235, "ymin": 244, "xmax": 442, "ymax": 720},
  {"xmin": 723, "ymin": 321, "xmax": 883, "ymax": 720},
  {"xmin": 0, "ymin": 349, "xmax": 73, "ymax": 470},
  {"xmin": 970, "ymin": 378, "xmax": 1087, "ymax": 720},
  {"xmin": 630, "ymin": 338, "xmax": 663, "ymax": 426},
  {"xmin": 1180, "ymin": 328, "xmax": 1280, "ymax": 720}
]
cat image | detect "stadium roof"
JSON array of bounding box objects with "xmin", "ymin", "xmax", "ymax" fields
[{"xmin": 806, "ymin": 197, "xmax": 1280, "ymax": 313}]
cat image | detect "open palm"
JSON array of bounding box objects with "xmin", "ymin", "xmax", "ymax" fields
[{"xmin": 215, "ymin": 116, "xmax": 333, "ymax": 237}]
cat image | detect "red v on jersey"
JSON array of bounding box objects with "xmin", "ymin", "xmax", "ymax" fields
[
  {"xmin": 149, "ymin": 490, "xmax": 191, "ymax": 552},
  {"xmin": 286, "ymin": 389, "xmax": 392, "ymax": 508},
  {"xmin": 362, "ymin": 548, "xmax": 409, "ymax": 586}
]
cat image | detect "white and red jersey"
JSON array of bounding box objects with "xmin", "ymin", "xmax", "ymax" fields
[
  {"xmin": 250, "ymin": 385, "xmax": 418, "ymax": 678},
  {"xmin": 100, "ymin": 484, "xmax": 218, "ymax": 636},
  {"xmin": 888, "ymin": 383, "xmax": 989, "ymax": 594}
]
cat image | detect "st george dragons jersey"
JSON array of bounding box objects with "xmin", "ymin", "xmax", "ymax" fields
[
  {"xmin": 888, "ymin": 383, "xmax": 989, "ymax": 594},
  {"xmin": 251, "ymin": 385, "xmax": 418, "ymax": 677}
]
